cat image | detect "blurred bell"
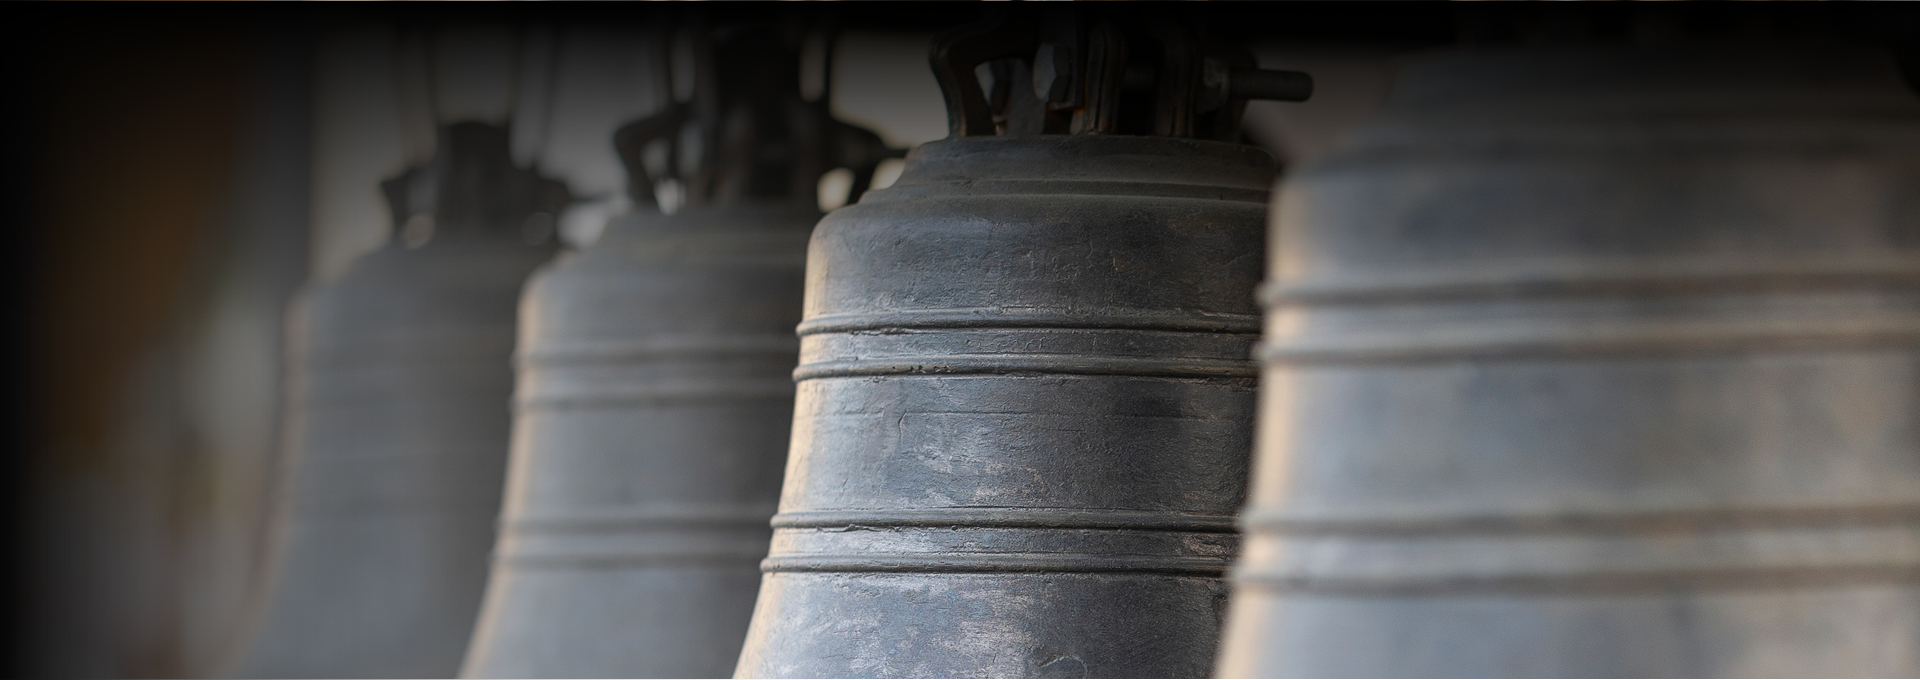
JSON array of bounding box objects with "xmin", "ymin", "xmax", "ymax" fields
[
  {"xmin": 460, "ymin": 19, "xmax": 894, "ymax": 678},
  {"xmin": 1221, "ymin": 43, "xmax": 1920, "ymax": 678},
  {"xmin": 229, "ymin": 25, "xmax": 570, "ymax": 678}
]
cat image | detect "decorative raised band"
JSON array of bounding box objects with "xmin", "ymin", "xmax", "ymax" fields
[
  {"xmin": 1261, "ymin": 256, "xmax": 1920, "ymax": 306},
  {"xmin": 496, "ymin": 505, "xmax": 775, "ymax": 567},
  {"xmin": 762, "ymin": 553, "xmax": 1230, "ymax": 575},
  {"xmin": 497, "ymin": 546, "xmax": 771, "ymax": 568},
  {"xmin": 517, "ymin": 380, "xmax": 796, "ymax": 408},
  {"xmin": 765, "ymin": 508, "xmax": 1239, "ymax": 574},
  {"xmin": 794, "ymin": 354, "xmax": 1257, "ymax": 381},
  {"xmin": 1241, "ymin": 502, "xmax": 1920, "ymax": 536},
  {"xmin": 1259, "ymin": 317, "xmax": 1920, "ymax": 364},
  {"xmin": 773, "ymin": 508, "xmax": 1239, "ymax": 532},
  {"xmin": 306, "ymin": 326, "xmax": 516, "ymax": 357},
  {"xmin": 520, "ymin": 335, "xmax": 799, "ymax": 365},
  {"xmin": 1236, "ymin": 502, "xmax": 1920, "ymax": 594},
  {"xmin": 1236, "ymin": 564, "xmax": 1920, "ymax": 595},
  {"xmin": 504, "ymin": 505, "xmax": 779, "ymax": 533},
  {"xmin": 797, "ymin": 308, "xmax": 1262, "ymax": 336}
]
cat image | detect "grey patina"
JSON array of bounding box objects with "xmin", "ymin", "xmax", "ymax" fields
[
  {"xmin": 732, "ymin": 13, "xmax": 1304, "ymax": 677},
  {"xmin": 1219, "ymin": 45, "xmax": 1920, "ymax": 678}
]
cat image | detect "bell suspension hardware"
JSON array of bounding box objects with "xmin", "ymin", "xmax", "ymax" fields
[
  {"xmin": 612, "ymin": 20, "xmax": 897, "ymax": 213},
  {"xmin": 929, "ymin": 8, "xmax": 1310, "ymax": 139}
]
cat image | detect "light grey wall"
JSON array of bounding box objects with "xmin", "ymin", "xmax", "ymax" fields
[{"xmin": 311, "ymin": 26, "xmax": 408, "ymax": 283}]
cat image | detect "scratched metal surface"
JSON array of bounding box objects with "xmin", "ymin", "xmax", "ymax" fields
[{"xmin": 735, "ymin": 134, "xmax": 1273, "ymax": 679}]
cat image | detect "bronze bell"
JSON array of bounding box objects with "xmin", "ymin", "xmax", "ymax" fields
[
  {"xmin": 734, "ymin": 9, "xmax": 1309, "ymax": 678},
  {"xmin": 459, "ymin": 20, "xmax": 894, "ymax": 679},
  {"xmin": 229, "ymin": 121, "xmax": 569, "ymax": 678},
  {"xmin": 1220, "ymin": 43, "xmax": 1920, "ymax": 677}
]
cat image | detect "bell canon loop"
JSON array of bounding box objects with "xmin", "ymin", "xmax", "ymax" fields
[
  {"xmin": 459, "ymin": 19, "xmax": 896, "ymax": 679},
  {"xmin": 230, "ymin": 121, "xmax": 568, "ymax": 678},
  {"xmin": 1219, "ymin": 44, "xmax": 1920, "ymax": 678},
  {"xmin": 734, "ymin": 9, "xmax": 1304, "ymax": 678}
]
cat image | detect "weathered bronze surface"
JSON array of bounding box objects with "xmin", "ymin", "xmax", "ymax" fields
[
  {"xmin": 736, "ymin": 11, "xmax": 1301, "ymax": 677},
  {"xmin": 1220, "ymin": 45, "xmax": 1920, "ymax": 678},
  {"xmin": 230, "ymin": 122, "xmax": 567, "ymax": 678},
  {"xmin": 460, "ymin": 23, "xmax": 892, "ymax": 679}
]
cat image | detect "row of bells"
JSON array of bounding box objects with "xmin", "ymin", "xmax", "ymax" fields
[{"xmin": 229, "ymin": 17, "xmax": 1920, "ymax": 680}]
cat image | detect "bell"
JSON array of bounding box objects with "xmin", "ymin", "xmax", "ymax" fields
[
  {"xmin": 1219, "ymin": 44, "xmax": 1920, "ymax": 677},
  {"xmin": 734, "ymin": 10, "xmax": 1309, "ymax": 678},
  {"xmin": 229, "ymin": 121, "xmax": 568, "ymax": 678},
  {"xmin": 459, "ymin": 22, "xmax": 894, "ymax": 679}
]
